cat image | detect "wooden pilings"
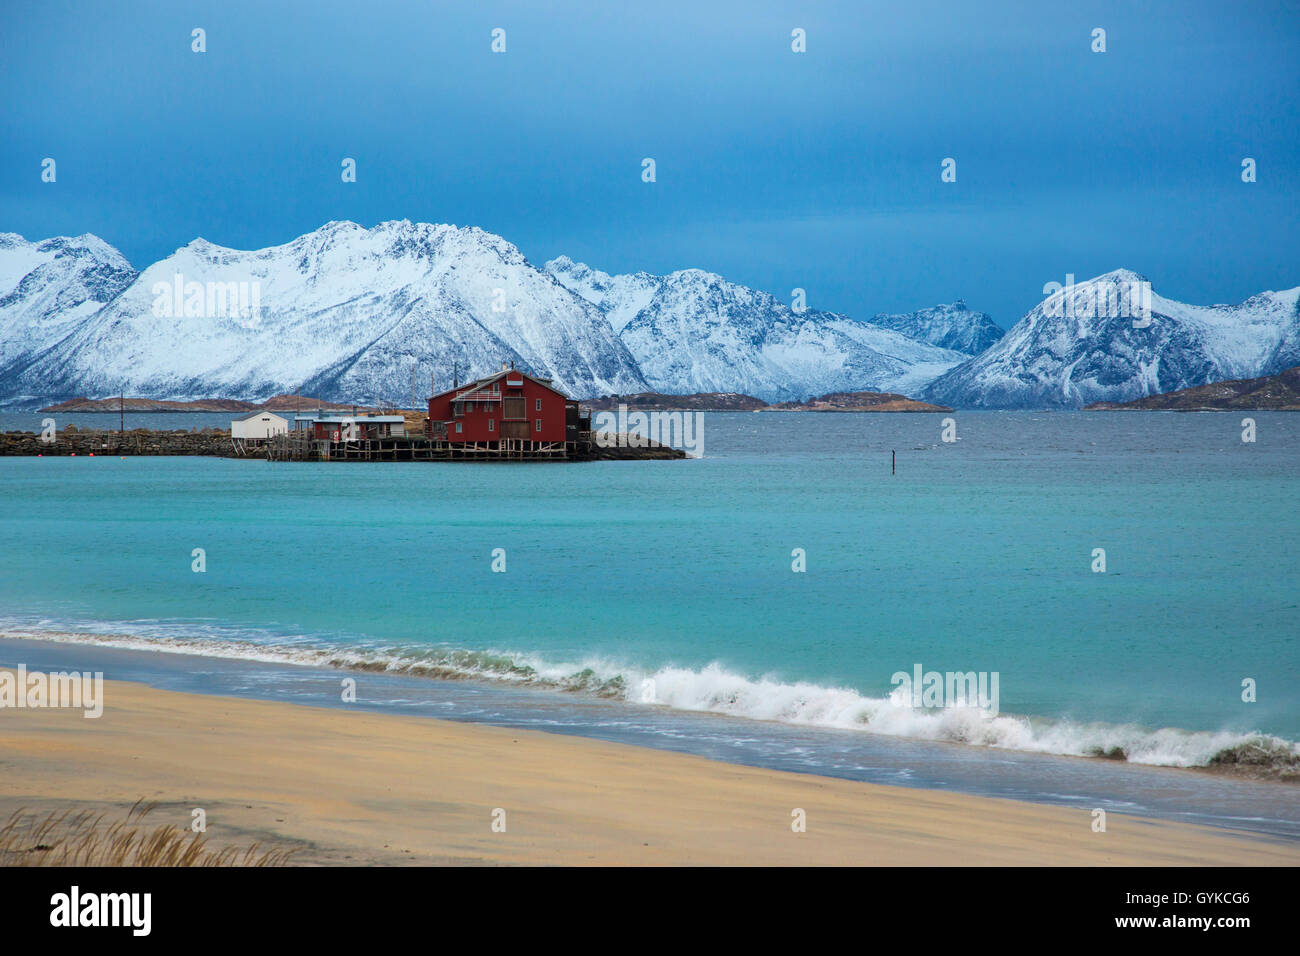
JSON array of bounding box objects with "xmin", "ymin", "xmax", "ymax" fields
[{"xmin": 263, "ymin": 434, "xmax": 576, "ymax": 462}]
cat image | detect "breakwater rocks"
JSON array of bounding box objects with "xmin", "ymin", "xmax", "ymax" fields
[
  {"xmin": 582, "ymin": 433, "xmax": 687, "ymax": 460},
  {"xmin": 1, "ymin": 426, "xmax": 232, "ymax": 457}
]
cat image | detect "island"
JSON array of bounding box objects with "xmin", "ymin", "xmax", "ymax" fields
[
  {"xmin": 586, "ymin": 390, "xmax": 951, "ymax": 413},
  {"xmin": 1084, "ymin": 366, "xmax": 1300, "ymax": 411},
  {"xmin": 40, "ymin": 395, "xmax": 374, "ymax": 413},
  {"xmin": 583, "ymin": 392, "xmax": 768, "ymax": 411},
  {"xmin": 761, "ymin": 391, "xmax": 953, "ymax": 413}
]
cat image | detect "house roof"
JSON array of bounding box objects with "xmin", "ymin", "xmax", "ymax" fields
[
  {"xmin": 232, "ymin": 410, "xmax": 288, "ymax": 422},
  {"xmin": 431, "ymin": 368, "xmax": 566, "ymax": 402},
  {"xmin": 292, "ymin": 413, "xmax": 404, "ymax": 422}
]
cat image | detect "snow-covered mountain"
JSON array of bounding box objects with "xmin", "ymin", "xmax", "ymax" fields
[
  {"xmin": 922, "ymin": 270, "xmax": 1300, "ymax": 409},
  {"xmin": 547, "ymin": 258, "xmax": 967, "ymax": 402},
  {"xmin": 544, "ymin": 256, "xmax": 659, "ymax": 333},
  {"xmin": 1, "ymin": 221, "xmax": 647, "ymax": 405},
  {"xmin": 870, "ymin": 300, "xmax": 1003, "ymax": 355},
  {"xmin": 0, "ymin": 234, "xmax": 137, "ymax": 393},
  {"xmin": 11, "ymin": 224, "xmax": 1278, "ymax": 412}
]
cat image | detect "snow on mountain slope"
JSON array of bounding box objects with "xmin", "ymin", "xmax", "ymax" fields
[
  {"xmin": 4, "ymin": 221, "xmax": 646, "ymax": 404},
  {"xmin": 610, "ymin": 268, "xmax": 967, "ymax": 403},
  {"xmin": 14, "ymin": 226, "xmax": 1282, "ymax": 412},
  {"xmin": 544, "ymin": 256, "xmax": 659, "ymax": 333},
  {"xmin": 548, "ymin": 257, "xmax": 974, "ymax": 402},
  {"xmin": 0, "ymin": 234, "xmax": 55, "ymax": 293},
  {"xmin": 0, "ymin": 234, "xmax": 137, "ymax": 393},
  {"xmin": 870, "ymin": 300, "xmax": 1004, "ymax": 355},
  {"xmin": 922, "ymin": 270, "xmax": 1300, "ymax": 409}
]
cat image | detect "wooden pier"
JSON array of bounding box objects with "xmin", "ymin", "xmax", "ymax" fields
[
  {"xmin": 260, "ymin": 432, "xmax": 587, "ymax": 462},
  {"xmin": 1, "ymin": 427, "xmax": 684, "ymax": 460}
]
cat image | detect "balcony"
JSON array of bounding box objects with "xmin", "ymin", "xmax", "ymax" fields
[{"xmin": 453, "ymin": 387, "xmax": 501, "ymax": 402}]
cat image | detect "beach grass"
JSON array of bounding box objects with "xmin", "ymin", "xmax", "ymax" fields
[{"xmin": 0, "ymin": 799, "xmax": 294, "ymax": 867}]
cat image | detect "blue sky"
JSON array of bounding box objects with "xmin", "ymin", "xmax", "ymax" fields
[{"xmin": 2, "ymin": 0, "xmax": 1296, "ymax": 326}]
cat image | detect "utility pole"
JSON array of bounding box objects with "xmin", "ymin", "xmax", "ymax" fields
[{"xmin": 119, "ymin": 391, "xmax": 124, "ymax": 434}]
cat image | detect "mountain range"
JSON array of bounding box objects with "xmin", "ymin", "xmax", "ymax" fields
[
  {"xmin": 545, "ymin": 256, "xmax": 973, "ymax": 401},
  {"xmin": 0, "ymin": 222, "xmax": 646, "ymax": 407},
  {"xmin": 921, "ymin": 270, "xmax": 1300, "ymax": 409},
  {"xmin": 0, "ymin": 233, "xmax": 137, "ymax": 376},
  {"xmin": 0, "ymin": 221, "xmax": 1294, "ymax": 409}
]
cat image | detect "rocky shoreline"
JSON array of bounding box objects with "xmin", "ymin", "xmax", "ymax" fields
[{"xmin": 1, "ymin": 426, "xmax": 231, "ymax": 457}]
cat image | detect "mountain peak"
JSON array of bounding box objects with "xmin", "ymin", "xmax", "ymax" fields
[
  {"xmin": 923, "ymin": 275, "xmax": 1300, "ymax": 409},
  {"xmin": 870, "ymin": 301, "xmax": 1003, "ymax": 356},
  {"xmin": 26, "ymin": 233, "xmax": 133, "ymax": 269},
  {"xmin": 664, "ymin": 267, "xmax": 728, "ymax": 287},
  {"xmin": 0, "ymin": 219, "xmax": 646, "ymax": 405},
  {"xmin": 1083, "ymin": 268, "xmax": 1150, "ymax": 286}
]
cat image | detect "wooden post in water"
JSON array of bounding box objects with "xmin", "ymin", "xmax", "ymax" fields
[{"xmin": 892, "ymin": 449, "xmax": 895, "ymax": 475}]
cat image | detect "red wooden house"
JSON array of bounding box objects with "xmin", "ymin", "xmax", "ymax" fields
[{"xmin": 427, "ymin": 365, "xmax": 572, "ymax": 447}]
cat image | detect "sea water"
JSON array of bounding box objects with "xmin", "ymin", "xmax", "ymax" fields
[{"xmin": 1, "ymin": 411, "xmax": 1297, "ymax": 834}]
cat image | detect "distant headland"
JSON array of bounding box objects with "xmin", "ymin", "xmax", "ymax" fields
[
  {"xmin": 39, "ymin": 395, "xmax": 376, "ymax": 414},
  {"xmin": 1084, "ymin": 366, "xmax": 1300, "ymax": 411},
  {"xmin": 578, "ymin": 391, "xmax": 952, "ymax": 413}
]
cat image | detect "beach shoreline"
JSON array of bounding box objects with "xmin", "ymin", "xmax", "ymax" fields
[
  {"xmin": 2, "ymin": 631, "xmax": 1298, "ymax": 836},
  {"xmin": 1, "ymin": 668, "xmax": 1296, "ymax": 866}
]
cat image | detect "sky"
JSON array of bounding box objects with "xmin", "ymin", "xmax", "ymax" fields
[{"xmin": 1, "ymin": 0, "xmax": 1297, "ymax": 327}]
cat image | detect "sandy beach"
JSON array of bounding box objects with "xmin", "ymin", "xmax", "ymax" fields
[{"xmin": 1, "ymin": 671, "xmax": 1296, "ymax": 866}]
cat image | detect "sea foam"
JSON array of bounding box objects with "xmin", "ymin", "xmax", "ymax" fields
[{"xmin": 3, "ymin": 622, "xmax": 1296, "ymax": 775}]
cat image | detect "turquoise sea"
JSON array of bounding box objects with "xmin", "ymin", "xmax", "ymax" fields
[{"xmin": 2, "ymin": 411, "xmax": 1297, "ymax": 835}]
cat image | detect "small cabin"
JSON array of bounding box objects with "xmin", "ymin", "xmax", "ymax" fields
[
  {"xmin": 230, "ymin": 410, "xmax": 289, "ymax": 441},
  {"xmin": 293, "ymin": 413, "xmax": 407, "ymax": 441}
]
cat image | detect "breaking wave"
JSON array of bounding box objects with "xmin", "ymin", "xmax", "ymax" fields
[{"xmin": 3, "ymin": 621, "xmax": 1296, "ymax": 778}]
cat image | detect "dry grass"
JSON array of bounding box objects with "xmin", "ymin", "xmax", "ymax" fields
[{"xmin": 0, "ymin": 800, "xmax": 295, "ymax": 867}]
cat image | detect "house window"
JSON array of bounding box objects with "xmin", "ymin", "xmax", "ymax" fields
[
  {"xmin": 535, "ymin": 398, "xmax": 542, "ymax": 411},
  {"xmin": 467, "ymin": 401, "xmax": 474, "ymax": 413},
  {"xmin": 455, "ymin": 422, "xmax": 462, "ymax": 434},
  {"xmin": 535, "ymin": 418, "xmax": 542, "ymax": 432},
  {"xmin": 488, "ymin": 419, "xmax": 494, "ymax": 432}
]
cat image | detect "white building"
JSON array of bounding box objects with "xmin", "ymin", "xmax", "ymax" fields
[{"xmin": 230, "ymin": 410, "xmax": 289, "ymax": 441}]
